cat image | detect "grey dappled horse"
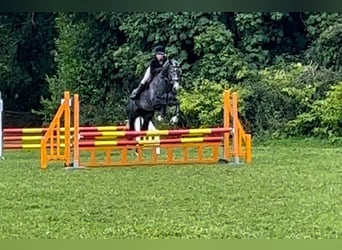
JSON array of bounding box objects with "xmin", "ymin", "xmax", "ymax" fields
[{"xmin": 126, "ymin": 59, "xmax": 182, "ymax": 133}]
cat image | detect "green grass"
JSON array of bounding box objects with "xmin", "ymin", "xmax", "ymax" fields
[{"xmin": 0, "ymin": 138, "xmax": 341, "ymax": 239}]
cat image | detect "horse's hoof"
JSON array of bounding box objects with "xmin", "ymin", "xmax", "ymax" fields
[
  {"xmin": 170, "ymin": 116, "xmax": 179, "ymax": 124},
  {"xmin": 157, "ymin": 115, "xmax": 163, "ymax": 121}
]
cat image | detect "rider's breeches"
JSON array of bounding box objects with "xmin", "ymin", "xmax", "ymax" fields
[{"xmin": 141, "ymin": 66, "xmax": 151, "ymax": 85}]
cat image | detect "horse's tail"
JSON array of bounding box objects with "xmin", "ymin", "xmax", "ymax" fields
[{"xmin": 126, "ymin": 99, "xmax": 136, "ymax": 131}]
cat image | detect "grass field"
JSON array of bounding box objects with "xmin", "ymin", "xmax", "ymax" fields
[{"xmin": 0, "ymin": 138, "xmax": 341, "ymax": 239}]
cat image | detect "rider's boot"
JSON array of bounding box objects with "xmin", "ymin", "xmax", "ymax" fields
[{"xmin": 130, "ymin": 82, "xmax": 145, "ymax": 99}]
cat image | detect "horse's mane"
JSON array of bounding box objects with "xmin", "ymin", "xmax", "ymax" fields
[
  {"xmin": 159, "ymin": 59, "xmax": 180, "ymax": 78},
  {"xmin": 159, "ymin": 60, "xmax": 171, "ymax": 76}
]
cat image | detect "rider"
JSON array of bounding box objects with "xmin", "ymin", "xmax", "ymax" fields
[{"xmin": 130, "ymin": 45, "xmax": 168, "ymax": 99}]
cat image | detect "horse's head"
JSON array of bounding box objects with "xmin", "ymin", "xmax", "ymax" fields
[
  {"xmin": 162, "ymin": 59, "xmax": 182, "ymax": 94},
  {"xmin": 169, "ymin": 59, "xmax": 182, "ymax": 93}
]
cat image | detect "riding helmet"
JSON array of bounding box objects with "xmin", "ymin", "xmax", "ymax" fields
[{"xmin": 154, "ymin": 45, "xmax": 165, "ymax": 55}]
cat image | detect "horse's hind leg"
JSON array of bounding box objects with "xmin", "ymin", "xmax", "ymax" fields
[
  {"xmin": 126, "ymin": 101, "xmax": 135, "ymax": 131},
  {"xmin": 135, "ymin": 113, "xmax": 153, "ymax": 156},
  {"xmin": 128, "ymin": 115, "xmax": 136, "ymax": 131},
  {"xmin": 127, "ymin": 112, "xmax": 140, "ymax": 155}
]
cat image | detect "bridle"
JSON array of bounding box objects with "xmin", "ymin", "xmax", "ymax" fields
[{"xmin": 167, "ymin": 60, "xmax": 181, "ymax": 93}]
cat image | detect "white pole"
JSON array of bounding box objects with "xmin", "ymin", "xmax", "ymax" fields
[{"xmin": 0, "ymin": 92, "xmax": 4, "ymax": 160}]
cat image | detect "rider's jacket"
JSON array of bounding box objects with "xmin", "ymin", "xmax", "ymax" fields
[{"xmin": 149, "ymin": 55, "xmax": 168, "ymax": 79}]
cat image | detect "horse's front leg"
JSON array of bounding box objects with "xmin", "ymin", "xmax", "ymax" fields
[
  {"xmin": 156, "ymin": 106, "xmax": 167, "ymax": 122},
  {"xmin": 170, "ymin": 99, "xmax": 180, "ymax": 125}
]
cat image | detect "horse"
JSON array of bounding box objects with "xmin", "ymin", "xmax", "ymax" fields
[{"xmin": 126, "ymin": 59, "xmax": 182, "ymax": 134}]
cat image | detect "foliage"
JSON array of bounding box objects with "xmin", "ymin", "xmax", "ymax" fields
[
  {"xmin": 115, "ymin": 12, "xmax": 222, "ymax": 89},
  {"xmin": 303, "ymin": 13, "xmax": 342, "ymax": 40},
  {"xmin": 192, "ymin": 22, "xmax": 248, "ymax": 83},
  {"xmin": 306, "ymin": 23, "xmax": 342, "ymax": 71},
  {"xmin": 179, "ymin": 80, "xmax": 226, "ymax": 128},
  {"xmin": 235, "ymin": 12, "xmax": 270, "ymax": 67},
  {"xmin": 317, "ymin": 82, "xmax": 342, "ymax": 139},
  {"xmin": 281, "ymin": 66, "xmax": 342, "ymax": 138},
  {"xmin": 38, "ymin": 13, "xmax": 94, "ymax": 123},
  {"xmin": 235, "ymin": 12, "xmax": 309, "ymax": 67},
  {"xmin": 236, "ymin": 62, "xmax": 342, "ymax": 138},
  {"xmin": 237, "ymin": 63, "xmax": 304, "ymax": 136},
  {"xmin": 0, "ymin": 12, "xmax": 56, "ymax": 115},
  {"xmin": 179, "ymin": 79, "xmax": 249, "ymax": 129},
  {"xmin": 286, "ymin": 81, "xmax": 342, "ymax": 141},
  {"xmin": 3, "ymin": 12, "xmax": 342, "ymax": 139}
]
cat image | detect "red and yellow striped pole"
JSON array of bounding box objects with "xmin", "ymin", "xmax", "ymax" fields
[
  {"xmin": 3, "ymin": 126, "xmax": 128, "ymax": 135},
  {"xmin": 79, "ymin": 127, "xmax": 231, "ymax": 139}
]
